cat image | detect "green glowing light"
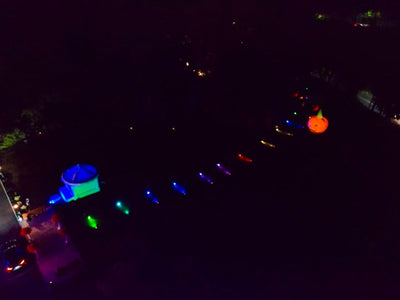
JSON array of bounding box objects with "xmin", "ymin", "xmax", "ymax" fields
[
  {"xmin": 317, "ymin": 109, "xmax": 323, "ymax": 119},
  {"xmin": 316, "ymin": 14, "xmax": 328, "ymax": 21},
  {"xmin": 87, "ymin": 215, "xmax": 98, "ymax": 229},
  {"xmin": 124, "ymin": 209, "xmax": 130, "ymax": 215},
  {"xmin": 293, "ymin": 112, "xmax": 297, "ymax": 115}
]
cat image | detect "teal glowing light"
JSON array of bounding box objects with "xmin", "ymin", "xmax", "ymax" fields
[
  {"xmin": 115, "ymin": 201, "xmax": 130, "ymax": 215},
  {"xmin": 87, "ymin": 215, "xmax": 98, "ymax": 229}
]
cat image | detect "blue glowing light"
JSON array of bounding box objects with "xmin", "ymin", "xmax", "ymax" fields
[
  {"xmin": 145, "ymin": 190, "xmax": 159, "ymax": 204},
  {"xmin": 172, "ymin": 181, "xmax": 187, "ymax": 195},
  {"xmin": 286, "ymin": 120, "xmax": 304, "ymax": 129},
  {"xmin": 49, "ymin": 194, "xmax": 62, "ymax": 204}
]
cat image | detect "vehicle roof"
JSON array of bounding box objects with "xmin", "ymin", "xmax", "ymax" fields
[
  {"xmin": 0, "ymin": 239, "xmax": 18, "ymax": 251},
  {"xmin": 3, "ymin": 245, "xmax": 24, "ymax": 265}
]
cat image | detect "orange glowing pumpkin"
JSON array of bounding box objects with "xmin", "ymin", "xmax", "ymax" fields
[{"xmin": 307, "ymin": 109, "xmax": 328, "ymax": 134}]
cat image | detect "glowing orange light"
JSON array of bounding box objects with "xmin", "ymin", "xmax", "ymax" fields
[
  {"xmin": 260, "ymin": 140, "xmax": 276, "ymax": 148},
  {"xmin": 275, "ymin": 125, "xmax": 294, "ymax": 136},
  {"xmin": 307, "ymin": 109, "xmax": 329, "ymax": 134}
]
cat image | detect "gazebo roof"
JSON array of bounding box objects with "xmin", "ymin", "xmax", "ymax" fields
[{"xmin": 61, "ymin": 164, "xmax": 98, "ymax": 185}]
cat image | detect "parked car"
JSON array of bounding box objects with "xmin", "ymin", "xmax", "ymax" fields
[{"xmin": 0, "ymin": 238, "xmax": 34, "ymax": 274}]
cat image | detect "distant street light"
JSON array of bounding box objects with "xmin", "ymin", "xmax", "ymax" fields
[{"xmin": 197, "ymin": 70, "xmax": 206, "ymax": 77}]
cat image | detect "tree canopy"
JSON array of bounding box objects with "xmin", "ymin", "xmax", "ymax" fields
[{"xmin": 0, "ymin": 128, "xmax": 26, "ymax": 151}]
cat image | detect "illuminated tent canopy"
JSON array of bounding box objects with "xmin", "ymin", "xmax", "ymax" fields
[{"xmin": 58, "ymin": 164, "xmax": 100, "ymax": 202}]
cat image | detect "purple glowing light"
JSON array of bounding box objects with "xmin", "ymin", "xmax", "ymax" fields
[
  {"xmin": 216, "ymin": 163, "xmax": 231, "ymax": 175},
  {"xmin": 198, "ymin": 172, "xmax": 213, "ymax": 184}
]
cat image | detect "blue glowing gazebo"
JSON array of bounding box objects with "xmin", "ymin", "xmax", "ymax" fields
[{"xmin": 50, "ymin": 164, "xmax": 100, "ymax": 204}]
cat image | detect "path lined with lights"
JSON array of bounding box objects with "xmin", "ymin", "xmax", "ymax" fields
[
  {"xmin": 113, "ymin": 98, "xmax": 324, "ymax": 215},
  {"xmin": 50, "ymin": 84, "xmax": 327, "ymax": 228},
  {"xmin": 106, "ymin": 124, "xmax": 286, "ymax": 215}
]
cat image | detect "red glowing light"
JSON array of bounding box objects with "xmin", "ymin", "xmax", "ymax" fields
[
  {"xmin": 19, "ymin": 259, "xmax": 26, "ymax": 265},
  {"xmin": 312, "ymin": 105, "xmax": 319, "ymax": 112},
  {"xmin": 27, "ymin": 243, "xmax": 37, "ymax": 254},
  {"xmin": 294, "ymin": 93, "xmax": 299, "ymax": 97},
  {"xmin": 20, "ymin": 227, "xmax": 32, "ymax": 237},
  {"xmin": 354, "ymin": 23, "xmax": 357, "ymax": 27},
  {"xmin": 238, "ymin": 153, "xmax": 253, "ymax": 163},
  {"xmin": 6, "ymin": 267, "xmax": 13, "ymax": 272}
]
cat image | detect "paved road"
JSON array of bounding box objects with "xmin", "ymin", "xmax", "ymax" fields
[
  {"xmin": 0, "ymin": 180, "xmax": 52, "ymax": 299},
  {"xmin": 0, "ymin": 180, "xmax": 20, "ymax": 239},
  {"xmin": 0, "ymin": 263, "xmax": 51, "ymax": 300}
]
